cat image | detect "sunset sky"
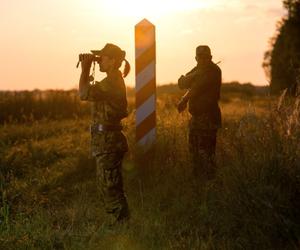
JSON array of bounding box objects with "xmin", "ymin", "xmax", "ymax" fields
[{"xmin": 0, "ymin": 0, "xmax": 285, "ymax": 90}]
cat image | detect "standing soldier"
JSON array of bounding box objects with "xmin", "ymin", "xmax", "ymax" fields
[
  {"xmin": 78, "ymin": 43, "xmax": 130, "ymax": 230},
  {"xmin": 177, "ymin": 45, "xmax": 222, "ymax": 179}
]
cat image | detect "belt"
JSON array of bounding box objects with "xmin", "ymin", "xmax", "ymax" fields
[{"xmin": 90, "ymin": 124, "xmax": 123, "ymax": 133}]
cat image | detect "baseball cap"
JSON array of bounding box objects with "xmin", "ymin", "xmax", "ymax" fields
[{"xmin": 91, "ymin": 43, "xmax": 125, "ymax": 61}]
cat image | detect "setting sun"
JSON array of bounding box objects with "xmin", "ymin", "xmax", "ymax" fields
[{"xmin": 95, "ymin": 0, "xmax": 215, "ymax": 20}]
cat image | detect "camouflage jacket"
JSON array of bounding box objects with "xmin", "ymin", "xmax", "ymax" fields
[
  {"xmin": 80, "ymin": 69, "xmax": 128, "ymax": 156},
  {"xmin": 178, "ymin": 61, "xmax": 222, "ymax": 131}
]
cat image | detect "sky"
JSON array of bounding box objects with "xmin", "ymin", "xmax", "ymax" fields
[{"xmin": 0, "ymin": 0, "xmax": 285, "ymax": 90}]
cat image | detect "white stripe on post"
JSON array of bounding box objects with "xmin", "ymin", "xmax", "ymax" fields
[
  {"xmin": 136, "ymin": 94, "xmax": 156, "ymax": 125},
  {"xmin": 135, "ymin": 19, "xmax": 156, "ymax": 147}
]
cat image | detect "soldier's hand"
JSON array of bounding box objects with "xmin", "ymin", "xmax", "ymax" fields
[
  {"xmin": 79, "ymin": 53, "xmax": 94, "ymax": 71},
  {"xmin": 177, "ymin": 98, "xmax": 188, "ymax": 113}
]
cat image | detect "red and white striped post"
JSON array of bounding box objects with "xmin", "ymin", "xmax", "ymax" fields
[{"xmin": 135, "ymin": 19, "xmax": 156, "ymax": 147}]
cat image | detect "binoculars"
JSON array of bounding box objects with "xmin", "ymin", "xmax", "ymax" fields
[{"xmin": 76, "ymin": 53, "xmax": 102, "ymax": 68}]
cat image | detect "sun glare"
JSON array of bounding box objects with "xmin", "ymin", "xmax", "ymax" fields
[{"xmin": 97, "ymin": 0, "xmax": 215, "ymax": 20}]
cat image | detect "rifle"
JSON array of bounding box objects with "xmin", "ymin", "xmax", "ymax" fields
[{"xmin": 177, "ymin": 89, "xmax": 191, "ymax": 113}]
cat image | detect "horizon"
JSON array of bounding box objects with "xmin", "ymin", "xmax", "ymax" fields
[{"xmin": 0, "ymin": 81, "xmax": 269, "ymax": 92}]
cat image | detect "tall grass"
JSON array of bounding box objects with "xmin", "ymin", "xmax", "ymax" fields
[
  {"xmin": 0, "ymin": 90, "xmax": 299, "ymax": 249},
  {"xmin": 0, "ymin": 90, "xmax": 89, "ymax": 123}
]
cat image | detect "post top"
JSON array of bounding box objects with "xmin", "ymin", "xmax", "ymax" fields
[{"xmin": 135, "ymin": 18, "xmax": 155, "ymax": 27}]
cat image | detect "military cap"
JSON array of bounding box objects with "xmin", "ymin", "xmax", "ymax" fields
[
  {"xmin": 196, "ymin": 45, "xmax": 211, "ymax": 56},
  {"xmin": 91, "ymin": 43, "xmax": 126, "ymax": 61}
]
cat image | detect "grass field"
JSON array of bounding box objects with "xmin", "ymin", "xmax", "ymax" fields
[{"xmin": 0, "ymin": 85, "xmax": 300, "ymax": 249}]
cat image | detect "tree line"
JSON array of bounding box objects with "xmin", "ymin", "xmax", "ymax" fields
[{"xmin": 263, "ymin": 0, "xmax": 300, "ymax": 95}]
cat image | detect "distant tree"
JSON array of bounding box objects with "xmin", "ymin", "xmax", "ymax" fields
[{"xmin": 263, "ymin": 0, "xmax": 300, "ymax": 95}]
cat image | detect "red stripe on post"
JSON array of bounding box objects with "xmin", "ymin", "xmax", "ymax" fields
[{"xmin": 136, "ymin": 112, "xmax": 156, "ymax": 141}]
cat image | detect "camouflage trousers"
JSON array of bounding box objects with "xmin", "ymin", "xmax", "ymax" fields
[
  {"xmin": 189, "ymin": 130, "xmax": 217, "ymax": 178},
  {"xmin": 95, "ymin": 152, "xmax": 129, "ymax": 226}
]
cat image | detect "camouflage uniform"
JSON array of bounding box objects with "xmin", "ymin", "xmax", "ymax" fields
[
  {"xmin": 178, "ymin": 46, "xmax": 222, "ymax": 178},
  {"xmin": 81, "ymin": 69, "xmax": 129, "ymax": 226}
]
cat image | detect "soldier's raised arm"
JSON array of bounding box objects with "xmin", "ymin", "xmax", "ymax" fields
[
  {"xmin": 177, "ymin": 66, "xmax": 209, "ymax": 113},
  {"xmin": 79, "ymin": 54, "xmax": 94, "ymax": 100},
  {"xmin": 178, "ymin": 67, "xmax": 198, "ymax": 89}
]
